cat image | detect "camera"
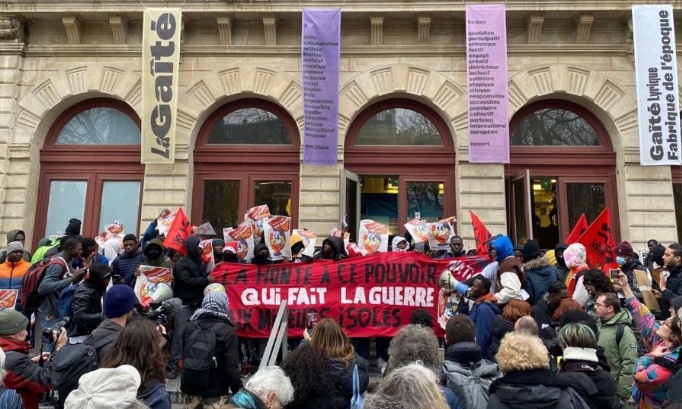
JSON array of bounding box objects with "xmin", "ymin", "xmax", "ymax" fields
[
  {"xmin": 42, "ymin": 317, "xmax": 70, "ymax": 344},
  {"xmin": 137, "ymin": 299, "xmax": 179, "ymax": 326}
]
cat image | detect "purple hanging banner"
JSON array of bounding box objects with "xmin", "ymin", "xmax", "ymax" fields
[
  {"xmin": 466, "ymin": 4, "xmax": 509, "ymax": 164},
  {"xmin": 302, "ymin": 9, "xmax": 340, "ymax": 166}
]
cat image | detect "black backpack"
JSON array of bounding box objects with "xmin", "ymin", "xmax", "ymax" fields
[
  {"xmin": 51, "ymin": 343, "xmax": 99, "ymax": 409},
  {"xmin": 181, "ymin": 321, "xmax": 218, "ymax": 392}
]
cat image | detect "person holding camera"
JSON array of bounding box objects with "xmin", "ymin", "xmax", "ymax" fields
[
  {"xmin": 67, "ymin": 263, "xmax": 112, "ymax": 343},
  {"xmin": 0, "ymin": 308, "xmax": 67, "ymax": 409}
]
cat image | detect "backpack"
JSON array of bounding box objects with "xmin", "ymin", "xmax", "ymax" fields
[
  {"xmin": 57, "ymin": 284, "xmax": 78, "ymax": 319},
  {"xmin": 615, "ymin": 322, "xmax": 648, "ymax": 356},
  {"xmin": 181, "ymin": 321, "xmax": 218, "ymax": 392},
  {"xmin": 0, "ymin": 386, "xmax": 23, "ymax": 409},
  {"xmin": 21, "ymin": 256, "xmax": 68, "ymax": 314},
  {"xmin": 51, "ymin": 343, "xmax": 99, "ymax": 409}
]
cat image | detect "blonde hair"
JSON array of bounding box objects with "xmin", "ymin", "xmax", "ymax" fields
[
  {"xmin": 495, "ymin": 332, "xmax": 549, "ymax": 373},
  {"xmin": 311, "ymin": 318, "xmax": 355, "ymax": 365},
  {"xmin": 364, "ymin": 364, "xmax": 448, "ymax": 409}
]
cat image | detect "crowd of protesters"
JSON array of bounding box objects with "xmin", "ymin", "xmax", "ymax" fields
[{"xmin": 1, "ymin": 211, "xmax": 682, "ymax": 409}]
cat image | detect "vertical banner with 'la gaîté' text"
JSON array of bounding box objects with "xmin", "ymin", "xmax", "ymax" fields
[
  {"xmin": 141, "ymin": 8, "xmax": 181, "ymax": 164},
  {"xmin": 633, "ymin": 5, "xmax": 681, "ymax": 166},
  {"xmin": 466, "ymin": 4, "xmax": 509, "ymax": 164},
  {"xmin": 302, "ymin": 9, "xmax": 340, "ymax": 166}
]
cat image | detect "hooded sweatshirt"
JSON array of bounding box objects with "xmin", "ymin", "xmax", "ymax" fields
[
  {"xmin": 491, "ymin": 236, "xmax": 524, "ymax": 304},
  {"xmin": 554, "ymin": 243, "xmax": 570, "ymax": 282},
  {"xmin": 564, "ymin": 243, "xmax": 590, "ymax": 306},
  {"xmin": 172, "ymin": 236, "xmax": 209, "ymax": 306},
  {"xmin": 315, "ymin": 237, "xmax": 348, "ymax": 261},
  {"xmin": 141, "ymin": 238, "xmax": 172, "ymax": 268},
  {"xmin": 0, "ymin": 230, "xmax": 31, "ymax": 263},
  {"xmin": 391, "ymin": 236, "xmax": 410, "ymax": 252}
]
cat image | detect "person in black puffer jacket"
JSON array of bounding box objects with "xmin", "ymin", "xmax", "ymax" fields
[
  {"xmin": 490, "ymin": 299, "xmax": 531, "ymax": 359},
  {"xmin": 281, "ymin": 345, "xmax": 336, "ymax": 409},
  {"xmin": 68, "ymin": 262, "xmax": 111, "ymax": 341},
  {"xmin": 301, "ymin": 318, "xmax": 368, "ymax": 409},
  {"xmin": 488, "ymin": 332, "xmax": 590, "ymax": 409},
  {"xmin": 556, "ymin": 323, "xmax": 616, "ymax": 409},
  {"xmin": 181, "ymin": 291, "xmax": 243, "ymax": 407}
]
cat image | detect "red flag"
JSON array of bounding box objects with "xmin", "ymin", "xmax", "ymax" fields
[
  {"xmin": 470, "ymin": 210, "xmax": 492, "ymax": 256},
  {"xmin": 163, "ymin": 208, "xmax": 192, "ymax": 256},
  {"xmin": 565, "ymin": 214, "xmax": 588, "ymax": 244},
  {"xmin": 576, "ymin": 208, "xmax": 618, "ymax": 273}
]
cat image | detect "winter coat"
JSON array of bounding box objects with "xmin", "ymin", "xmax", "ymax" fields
[
  {"xmin": 329, "ymin": 355, "xmax": 369, "ymax": 409},
  {"xmin": 490, "ymin": 236, "xmax": 524, "ymax": 304},
  {"xmin": 0, "ymin": 337, "xmax": 51, "ymax": 409},
  {"xmin": 83, "ymin": 319, "xmax": 124, "ymax": 362},
  {"xmin": 37, "ymin": 253, "xmax": 72, "ymax": 318},
  {"xmin": 522, "ymin": 257, "xmax": 560, "ymax": 305},
  {"xmin": 621, "ymin": 259, "xmax": 646, "ymax": 291},
  {"xmin": 625, "ymin": 296, "xmax": 682, "ymax": 408},
  {"xmin": 596, "ymin": 308, "xmax": 638, "ymax": 399},
  {"xmin": 111, "ymin": 251, "xmax": 145, "ymax": 287},
  {"xmin": 558, "ymin": 348, "xmax": 617, "ymax": 409},
  {"xmin": 173, "ymin": 236, "xmax": 209, "ymax": 306},
  {"xmin": 487, "ymin": 368, "xmax": 589, "ymax": 409},
  {"xmin": 468, "ymin": 293, "xmax": 501, "ymax": 361},
  {"xmin": 441, "ymin": 342, "xmax": 500, "ymax": 409},
  {"xmin": 138, "ymin": 379, "xmax": 172, "ymax": 409},
  {"xmin": 67, "ymin": 281, "xmax": 104, "ymax": 337},
  {"xmin": 662, "ymin": 264, "xmax": 682, "ymax": 317},
  {"xmin": 315, "ymin": 237, "xmax": 348, "ymax": 261},
  {"xmin": 0, "ymin": 258, "xmax": 30, "ymax": 312},
  {"xmin": 531, "ymin": 300, "xmax": 553, "ymax": 339},
  {"xmin": 0, "ymin": 230, "xmax": 32, "ymax": 263},
  {"xmin": 181, "ymin": 316, "xmax": 243, "ymax": 398},
  {"xmin": 490, "ymin": 316, "xmax": 514, "ymax": 359}
]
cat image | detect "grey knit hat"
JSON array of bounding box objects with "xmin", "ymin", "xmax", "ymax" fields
[
  {"xmin": 5, "ymin": 241, "xmax": 23, "ymax": 255},
  {"xmin": 0, "ymin": 308, "xmax": 29, "ymax": 336}
]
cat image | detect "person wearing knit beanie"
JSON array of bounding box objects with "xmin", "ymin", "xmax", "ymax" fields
[
  {"xmin": 65, "ymin": 218, "xmax": 82, "ymax": 237},
  {"xmin": 0, "ymin": 308, "xmax": 64, "ymax": 409},
  {"xmin": 615, "ymin": 241, "xmax": 645, "ymax": 295},
  {"xmin": 103, "ymin": 284, "xmax": 138, "ymax": 319},
  {"xmin": 65, "ymin": 365, "xmax": 145, "ymax": 409}
]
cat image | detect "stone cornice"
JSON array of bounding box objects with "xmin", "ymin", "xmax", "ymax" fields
[
  {"xmin": 2, "ymin": 1, "xmax": 679, "ymax": 13},
  {"xmin": 15, "ymin": 43, "xmax": 632, "ymax": 57}
]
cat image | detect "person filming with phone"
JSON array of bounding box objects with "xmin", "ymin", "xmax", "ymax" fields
[{"xmin": 659, "ymin": 244, "xmax": 682, "ymax": 320}]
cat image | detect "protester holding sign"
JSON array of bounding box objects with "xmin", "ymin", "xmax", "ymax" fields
[{"xmin": 0, "ymin": 241, "xmax": 30, "ymax": 312}]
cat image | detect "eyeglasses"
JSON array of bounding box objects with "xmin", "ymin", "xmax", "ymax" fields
[{"xmin": 595, "ymin": 302, "xmax": 606, "ymax": 307}]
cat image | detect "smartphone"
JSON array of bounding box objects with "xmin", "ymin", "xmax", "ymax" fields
[
  {"xmin": 609, "ymin": 269, "xmax": 620, "ymax": 280},
  {"xmin": 306, "ymin": 312, "xmax": 318, "ymax": 335}
]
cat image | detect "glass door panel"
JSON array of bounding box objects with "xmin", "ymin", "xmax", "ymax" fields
[
  {"xmin": 509, "ymin": 170, "xmax": 533, "ymax": 244},
  {"xmin": 45, "ymin": 180, "xmax": 88, "ymax": 236},
  {"xmin": 254, "ymin": 181, "xmax": 292, "ymax": 216},
  {"xmin": 406, "ymin": 181, "xmax": 444, "ymax": 223},
  {"xmin": 565, "ymin": 182, "xmax": 606, "ymax": 226},
  {"xmin": 342, "ymin": 170, "xmax": 360, "ymax": 242},
  {"xmin": 99, "ymin": 181, "xmax": 141, "ymax": 234},
  {"xmin": 361, "ymin": 176, "xmax": 399, "ymax": 235},
  {"xmin": 203, "ymin": 180, "xmax": 240, "ymax": 229}
]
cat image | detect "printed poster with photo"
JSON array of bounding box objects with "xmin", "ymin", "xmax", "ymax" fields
[
  {"xmin": 200, "ymin": 239, "xmax": 216, "ymax": 272},
  {"xmin": 95, "ymin": 223, "xmax": 125, "ymax": 247},
  {"xmin": 244, "ymin": 205, "xmax": 271, "ymax": 244},
  {"xmin": 427, "ymin": 216, "xmax": 457, "ymax": 250},
  {"xmin": 157, "ymin": 211, "xmax": 177, "ymax": 236},
  {"xmin": 0, "ymin": 290, "xmax": 18, "ymax": 309},
  {"xmin": 358, "ymin": 220, "xmax": 389, "ymax": 254},
  {"xmin": 293, "ymin": 229, "xmax": 317, "ymax": 258},
  {"xmin": 134, "ymin": 265, "xmax": 173, "ymax": 303},
  {"xmin": 264, "ymin": 216, "xmax": 292, "ymax": 261},
  {"xmin": 404, "ymin": 218, "xmax": 429, "ymax": 244},
  {"xmin": 224, "ymin": 223, "xmax": 255, "ymax": 261}
]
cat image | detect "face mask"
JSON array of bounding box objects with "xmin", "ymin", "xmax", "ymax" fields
[
  {"xmin": 147, "ymin": 250, "xmax": 161, "ymax": 260},
  {"xmin": 617, "ymin": 256, "xmax": 626, "ymax": 266}
]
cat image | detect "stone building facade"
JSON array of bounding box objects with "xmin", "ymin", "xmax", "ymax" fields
[{"xmin": 0, "ymin": 1, "xmax": 679, "ymax": 253}]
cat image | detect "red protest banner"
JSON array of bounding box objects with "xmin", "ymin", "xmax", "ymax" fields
[
  {"xmin": 576, "ymin": 208, "xmax": 618, "ymax": 273},
  {"xmin": 470, "ymin": 210, "xmax": 492, "ymax": 256},
  {"xmin": 211, "ymin": 252, "xmax": 490, "ymax": 338},
  {"xmin": 162, "ymin": 208, "xmax": 192, "ymax": 256},
  {"xmin": 565, "ymin": 213, "xmax": 588, "ymax": 244}
]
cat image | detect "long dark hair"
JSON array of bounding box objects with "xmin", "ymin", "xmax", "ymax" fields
[{"xmin": 100, "ymin": 320, "xmax": 165, "ymax": 388}]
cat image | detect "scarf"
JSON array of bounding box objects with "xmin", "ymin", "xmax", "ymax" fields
[
  {"xmin": 190, "ymin": 291, "xmax": 230, "ymax": 321},
  {"xmin": 562, "ymin": 347, "xmax": 598, "ymax": 363},
  {"xmin": 231, "ymin": 389, "xmax": 268, "ymax": 409}
]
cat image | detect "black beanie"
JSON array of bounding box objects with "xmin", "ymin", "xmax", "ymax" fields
[
  {"xmin": 523, "ymin": 240, "xmax": 542, "ymax": 261},
  {"xmin": 65, "ymin": 218, "xmax": 82, "ymax": 236}
]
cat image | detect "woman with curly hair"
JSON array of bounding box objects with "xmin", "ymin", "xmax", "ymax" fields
[
  {"xmin": 582, "ymin": 269, "xmax": 614, "ymax": 317},
  {"xmin": 490, "ymin": 299, "xmax": 530, "ymax": 358},
  {"xmin": 384, "ymin": 324, "xmax": 461, "ymax": 409},
  {"xmin": 100, "ymin": 320, "xmax": 171, "ymax": 409},
  {"xmin": 281, "ymin": 345, "xmax": 336, "ymax": 409},
  {"xmin": 302, "ymin": 318, "xmax": 369, "ymax": 409},
  {"xmin": 488, "ymin": 332, "xmax": 589, "ymax": 409},
  {"xmin": 364, "ymin": 364, "xmax": 449, "ymax": 409}
]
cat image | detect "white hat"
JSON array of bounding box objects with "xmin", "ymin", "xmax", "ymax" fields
[{"xmin": 65, "ymin": 365, "xmax": 142, "ymax": 409}]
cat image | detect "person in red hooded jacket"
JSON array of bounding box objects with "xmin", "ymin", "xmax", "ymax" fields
[{"xmin": 0, "ymin": 308, "xmax": 66, "ymax": 409}]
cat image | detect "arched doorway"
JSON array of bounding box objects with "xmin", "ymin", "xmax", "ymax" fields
[
  {"xmin": 34, "ymin": 98, "xmax": 143, "ymax": 246},
  {"xmin": 193, "ymin": 98, "xmax": 300, "ymax": 230},
  {"xmin": 507, "ymin": 99, "xmax": 619, "ymax": 248},
  {"xmin": 344, "ymin": 99, "xmax": 456, "ymax": 239}
]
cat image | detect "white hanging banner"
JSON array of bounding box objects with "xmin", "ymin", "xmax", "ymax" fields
[
  {"xmin": 633, "ymin": 5, "xmax": 681, "ymax": 166},
  {"xmin": 141, "ymin": 8, "xmax": 181, "ymax": 164}
]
